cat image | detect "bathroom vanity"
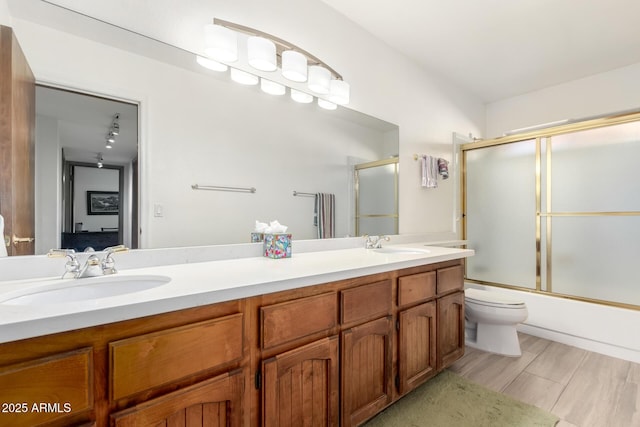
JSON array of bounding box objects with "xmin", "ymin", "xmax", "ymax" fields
[{"xmin": 0, "ymin": 244, "xmax": 472, "ymax": 426}]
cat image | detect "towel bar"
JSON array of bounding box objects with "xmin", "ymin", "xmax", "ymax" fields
[
  {"xmin": 192, "ymin": 184, "xmax": 256, "ymax": 193},
  {"xmin": 293, "ymin": 191, "xmax": 315, "ymax": 197}
]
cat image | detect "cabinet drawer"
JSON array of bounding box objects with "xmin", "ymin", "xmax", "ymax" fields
[
  {"xmin": 110, "ymin": 313, "xmax": 244, "ymax": 401},
  {"xmin": 436, "ymin": 265, "xmax": 464, "ymax": 295},
  {"xmin": 398, "ymin": 271, "xmax": 436, "ymax": 307},
  {"xmin": 0, "ymin": 347, "xmax": 93, "ymax": 426},
  {"xmin": 341, "ymin": 280, "xmax": 392, "ymax": 325},
  {"xmin": 261, "ymin": 292, "xmax": 337, "ymax": 350}
]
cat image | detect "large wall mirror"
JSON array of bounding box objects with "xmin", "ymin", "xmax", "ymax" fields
[{"xmin": 9, "ymin": 0, "xmax": 399, "ymax": 255}]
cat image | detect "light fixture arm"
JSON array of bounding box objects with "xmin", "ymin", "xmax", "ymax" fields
[{"xmin": 213, "ymin": 18, "xmax": 343, "ymax": 81}]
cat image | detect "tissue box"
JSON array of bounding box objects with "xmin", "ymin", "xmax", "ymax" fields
[
  {"xmin": 263, "ymin": 233, "xmax": 292, "ymax": 259},
  {"xmin": 251, "ymin": 232, "xmax": 265, "ymax": 243}
]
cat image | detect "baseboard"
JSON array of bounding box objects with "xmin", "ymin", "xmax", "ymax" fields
[{"xmin": 518, "ymin": 323, "xmax": 640, "ymax": 364}]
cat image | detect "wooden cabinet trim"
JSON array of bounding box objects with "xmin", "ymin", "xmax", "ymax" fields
[
  {"xmin": 437, "ymin": 291, "xmax": 465, "ymax": 369},
  {"xmin": 341, "ymin": 316, "xmax": 393, "ymax": 427},
  {"xmin": 436, "ymin": 264, "xmax": 464, "ymax": 295},
  {"xmin": 340, "ymin": 280, "xmax": 392, "ymax": 325},
  {"xmin": 0, "ymin": 347, "xmax": 93, "ymax": 426},
  {"xmin": 398, "ymin": 271, "xmax": 437, "ymax": 308},
  {"xmin": 398, "ymin": 302, "xmax": 437, "ymax": 395},
  {"xmin": 111, "ymin": 369, "xmax": 244, "ymax": 426},
  {"xmin": 110, "ymin": 312, "xmax": 244, "ymax": 402},
  {"xmin": 262, "ymin": 336, "xmax": 339, "ymax": 427},
  {"xmin": 260, "ymin": 292, "xmax": 338, "ymax": 350}
]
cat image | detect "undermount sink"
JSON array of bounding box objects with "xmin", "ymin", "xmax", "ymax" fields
[
  {"xmin": 1, "ymin": 275, "xmax": 171, "ymax": 305},
  {"xmin": 373, "ymin": 247, "xmax": 431, "ymax": 255}
]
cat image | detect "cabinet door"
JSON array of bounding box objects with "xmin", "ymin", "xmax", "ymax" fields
[
  {"xmin": 262, "ymin": 336, "xmax": 339, "ymax": 427},
  {"xmin": 398, "ymin": 302, "xmax": 437, "ymax": 395},
  {"xmin": 341, "ymin": 316, "xmax": 393, "ymax": 427},
  {"xmin": 111, "ymin": 370, "xmax": 244, "ymax": 427},
  {"xmin": 437, "ymin": 291, "xmax": 465, "ymax": 369}
]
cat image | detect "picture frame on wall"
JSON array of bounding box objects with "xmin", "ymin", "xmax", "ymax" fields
[{"xmin": 87, "ymin": 191, "xmax": 119, "ymax": 215}]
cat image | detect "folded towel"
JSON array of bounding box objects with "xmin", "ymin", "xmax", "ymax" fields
[
  {"xmin": 421, "ymin": 155, "xmax": 438, "ymax": 188},
  {"xmin": 438, "ymin": 158, "xmax": 449, "ymax": 179},
  {"xmin": 0, "ymin": 214, "xmax": 7, "ymax": 257}
]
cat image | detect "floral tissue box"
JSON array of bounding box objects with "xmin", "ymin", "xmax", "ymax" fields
[
  {"xmin": 263, "ymin": 233, "xmax": 292, "ymax": 259},
  {"xmin": 251, "ymin": 232, "xmax": 265, "ymax": 243}
]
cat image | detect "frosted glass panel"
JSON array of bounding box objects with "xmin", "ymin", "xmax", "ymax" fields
[
  {"xmin": 358, "ymin": 164, "xmax": 396, "ymax": 214},
  {"xmin": 465, "ymin": 140, "xmax": 537, "ymax": 288},
  {"xmin": 551, "ymin": 122, "xmax": 640, "ymax": 212},
  {"xmin": 358, "ymin": 217, "xmax": 397, "ymax": 236},
  {"xmin": 551, "ymin": 216, "xmax": 640, "ymax": 305}
]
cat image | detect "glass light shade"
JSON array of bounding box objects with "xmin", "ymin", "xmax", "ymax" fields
[
  {"xmin": 317, "ymin": 98, "xmax": 337, "ymax": 110},
  {"xmin": 328, "ymin": 79, "xmax": 350, "ymax": 105},
  {"xmin": 247, "ymin": 36, "xmax": 277, "ymax": 71},
  {"xmin": 230, "ymin": 68, "xmax": 259, "ymax": 85},
  {"xmin": 282, "ymin": 50, "xmax": 307, "ymax": 82},
  {"xmin": 204, "ymin": 24, "xmax": 238, "ymax": 62},
  {"xmin": 291, "ymin": 89, "xmax": 313, "ymax": 104},
  {"xmin": 196, "ymin": 55, "xmax": 228, "ymax": 72},
  {"xmin": 260, "ymin": 78, "xmax": 285, "ymax": 95},
  {"xmin": 307, "ymin": 65, "xmax": 331, "ymax": 94}
]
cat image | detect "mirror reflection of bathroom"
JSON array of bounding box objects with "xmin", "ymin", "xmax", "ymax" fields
[
  {"xmin": 36, "ymin": 86, "xmax": 139, "ymax": 253},
  {"xmin": 355, "ymin": 157, "xmax": 399, "ymax": 236}
]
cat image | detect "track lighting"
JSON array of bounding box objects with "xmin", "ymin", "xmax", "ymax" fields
[
  {"xmin": 97, "ymin": 153, "xmax": 104, "ymax": 168},
  {"xmin": 105, "ymin": 112, "xmax": 119, "ymax": 148}
]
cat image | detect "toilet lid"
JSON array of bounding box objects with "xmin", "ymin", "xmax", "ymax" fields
[{"xmin": 465, "ymin": 288, "xmax": 525, "ymax": 307}]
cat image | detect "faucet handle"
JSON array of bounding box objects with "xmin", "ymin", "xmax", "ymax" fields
[
  {"xmin": 101, "ymin": 245, "xmax": 129, "ymax": 275},
  {"xmin": 48, "ymin": 249, "xmax": 80, "ymax": 278},
  {"xmin": 104, "ymin": 245, "xmax": 129, "ymax": 255},
  {"xmin": 47, "ymin": 248, "xmax": 76, "ymax": 258}
]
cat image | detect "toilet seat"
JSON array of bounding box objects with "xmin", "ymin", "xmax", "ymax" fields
[{"xmin": 465, "ymin": 288, "xmax": 525, "ymax": 309}]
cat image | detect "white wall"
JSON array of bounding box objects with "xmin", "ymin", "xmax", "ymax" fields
[
  {"xmin": 486, "ymin": 61, "xmax": 640, "ymax": 138},
  {"xmin": 34, "ymin": 116, "xmax": 60, "ymax": 253},
  {"xmin": 8, "ymin": 0, "xmax": 484, "ymax": 248},
  {"xmin": 0, "ymin": 0, "xmax": 10, "ymax": 26}
]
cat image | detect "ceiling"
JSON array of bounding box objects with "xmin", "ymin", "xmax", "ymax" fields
[
  {"xmin": 320, "ymin": 0, "xmax": 640, "ymax": 103},
  {"xmin": 36, "ymin": 86, "xmax": 138, "ymax": 165},
  {"xmin": 14, "ymin": 0, "xmax": 640, "ymax": 107}
]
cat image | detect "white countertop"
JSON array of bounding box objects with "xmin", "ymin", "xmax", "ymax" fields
[{"xmin": 0, "ymin": 243, "xmax": 473, "ymax": 344}]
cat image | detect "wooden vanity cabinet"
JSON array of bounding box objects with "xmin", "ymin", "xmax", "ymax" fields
[
  {"xmin": 0, "ymin": 258, "xmax": 467, "ymax": 427},
  {"xmin": 262, "ymin": 336, "xmax": 339, "ymax": 427},
  {"xmin": 0, "ymin": 347, "xmax": 94, "ymax": 427},
  {"xmin": 340, "ymin": 280, "xmax": 393, "ymax": 427},
  {"xmin": 110, "ymin": 369, "xmax": 244, "ymax": 427},
  {"xmin": 437, "ymin": 291, "xmax": 465, "ymax": 369},
  {"xmin": 395, "ymin": 262, "xmax": 465, "ymax": 396},
  {"xmin": 436, "ymin": 264, "xmax": 465, "ymax": 370},
  {"xmin": 397, "ymin": 302, "xmax": 437, "ymax": 394}
]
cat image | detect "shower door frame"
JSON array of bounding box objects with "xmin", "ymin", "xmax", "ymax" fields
[{"xmin": 461, "ymin": 110, "xmax": 640, "ymax": 311}]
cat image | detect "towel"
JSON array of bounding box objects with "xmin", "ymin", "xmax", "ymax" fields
[
  {"xmin": 314, "ymin": 193, "xmax": 335, "ymax": 239},
  {"xmin": 421, "ymin": 155, "xmax": 438, "ymax": 188},
  {"xmin": 438, "ymin": 158, "xmax": 449, "ymax": 179},
  {"xmin": 0, "ymin": 214, "xmax": 7, "ymax": 257}
]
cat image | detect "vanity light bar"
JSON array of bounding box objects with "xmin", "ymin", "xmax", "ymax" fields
[{"xmin": 198, "ymin": 18, "xmax": 349, "ymax": 108}]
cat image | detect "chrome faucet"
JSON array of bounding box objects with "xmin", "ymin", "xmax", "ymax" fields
[
  {"xmin": 364, "ymin": 235, "xmax": 390, "ymax": 249},
  {"xmin": 47, "ymin": 249, "xmax": 81, "ymax": 279},
  {"xmin": 48, "ymin": 245, "xmax": 129, "ymax": 278},
  {"xmin": 100, "ymin": 245, "xmax": 129, "ymax": 275}
]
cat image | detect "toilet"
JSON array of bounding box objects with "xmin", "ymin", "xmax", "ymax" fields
[{"xmin": 464, "ymin": 287, "xmax": 528, "ymax": 357}]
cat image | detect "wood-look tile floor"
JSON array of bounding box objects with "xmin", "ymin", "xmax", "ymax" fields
[{"xmin": 449, "ymin": 333, "xmax": 640, "ymax": 427}]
